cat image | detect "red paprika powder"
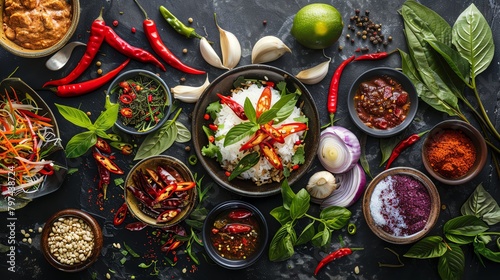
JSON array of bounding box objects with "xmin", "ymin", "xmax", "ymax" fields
[{"xmin": 425, "ymin": 129, "xmax": 476, "ymax": 179}]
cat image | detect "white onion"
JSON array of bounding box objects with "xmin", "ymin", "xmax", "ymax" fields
[
  {"xmin": 318, "ymin": 126, "xmax": 361, "ymax": 174},
  {"xmin": 311, "ymin": 164, "xmax": 366, "ymax": 208}
]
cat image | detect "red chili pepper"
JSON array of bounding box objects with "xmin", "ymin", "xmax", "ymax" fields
[
  {"xmin": 39, "ymin": 164, "xmax": 54, "ymax": 176},
  {"xmin": 93, "ymin": 152, "xmax": 124, "ymax": 174},
  {"xmin": 239, "ymin": 129, "xmax": 269, "ymax": 151},
  {"xmin": 328, "ymin": 55, "xmax": 355, "ymax": 126},
  {"xmin": 133, "ymin": 0, "xmax": 205, "ymax": 75},
  {"xmin": 125, "ymin": 221, "xmax": 148, "ymax": 231},
  {"xmin": 261, "ymin": 123, "xmax": 285, "ymax": 144},
  {"xmin": 119, "ymin": 94, "xmax": 133, "ymax": 104},
  {"xmin": 17, "ymin": 109, "xmax": 52, "ymax": 122},
  {"xmin": 155, "ymin": 184, "xmax": 177, "ymax": 202},
  {"xmin": 156, "ymin": 209, "xmax": 180, "ymax": 223},
  {"xmin": 277, "ymin": 122, "xmax": 308, "ymax": 138},
  {"xmin": 120, "ymin": 107, "xmax": 133, "ymax": 118},
  {"xmin": 208, "ymin": 124, "xmax": 218, "ymax": 131},
  {"xmin": 113, "ymin": 203, "xmax": 128, "ymax": 226},
  {"xmin": 52, "ymin": 58, "xmax": 131, "ymax": 97},
  {"xmin": 174, "ymin": 181, "xmax": 195, "ymax": 192},
  {"xmin": 97, "ymin": 163, "xmax": 110, "ymax": 197},
  {"xmin": 203, "ymin": 113, "xmax": 210, "ymax": 120},
  {"xmin": 259, "ymin": 141, "xmax": 283, "ymax": 170},
  {"xmin": 354, "ymin": 49, "xmax": 397, "ymax": 61},
  {"xmin": 314, "ymin": 248, "xmax": 353, "ymax": 276},
  {"xmin": 222, "ymin": 223, "xmax": 252, "ymax": 234},
  {"xmin": 94, "ymin": 137, "xmax": 111, "ymax": 154},
  {"xmin": 127, "ymin": 185, "xmax": 155, "ymax": 208},
  {"xmin": 104, "ymin": 26, "xmax": 166, "ymax": 71},
  {"xmin": 121, "ymin": 144, "xmax": 133, "ymax": 155},
  {"xmin": 216, "ymin": 93, "xmax": 247, "ymax": 120},
  {"xmin": 43, "ymin": 8, "xmax": 106, "ymax": 87},
  {"xmin": 228, "ymin": 209, "xmax": 253, "ymax": 220},
  {"xmin": 256, "ymin": 86, "xmax": 272, "ymax": 118},
  {"xmin": 157, "ymin": 166, "xmax": 177, "ymax": 186},
  {"xmin": 385, "ymin": 130, "xmax": 429, "ymax": 170}
]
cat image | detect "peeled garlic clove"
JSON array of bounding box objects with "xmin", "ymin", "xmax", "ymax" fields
[
  {"xmin": 199, "ymin": 37, "xmax": 227, "ymax": 70},
  {"xmin": 296, "ymin": 58, "xmax": 331, "ymax": 85},
  {"xmin": 215, "ymin": 14, "xmax": 241, "ymax": 69},
  {"xmin": 251, "ymin": 36, "xmax": 291, "ymax": 64},
  {"xmin": 171, "ymin": 75, "xmax": 210, "ymax": 103}
]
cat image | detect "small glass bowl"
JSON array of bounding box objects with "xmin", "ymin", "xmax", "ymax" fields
[
  {"xmin": 202, "ymin": 200, "xmax": 268, "ymax": 269},
  {"xmin": 40, "ymin": 209, "xmax": 102, "ymax": 272},
  {"xmin": 422, "ymin": 120, "xmax": 487, "ymax": 185},
  {"xmin": 362, "ymin": 167, "xmax": 440, "ymax": 244}
]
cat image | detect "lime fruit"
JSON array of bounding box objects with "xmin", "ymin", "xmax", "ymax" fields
[{"xmin": 291, "ymin": 3, "xmax": 344, "ymax": 49}]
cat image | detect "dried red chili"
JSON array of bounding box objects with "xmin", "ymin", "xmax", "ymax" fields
[
  {"xmin": 328, "ymin": 55, "xmax": 355, "ymax": 126},
  {"xmin": 43, "ymin": 8, "xmax": 106, "ymax": 87},
  {"xmin": 155, "ymin": 184, "xmax": 177, "ymax": 202},
  {"xmin": 156, "ymin": 209, "xmax": 180, "ymax": 223},
  {"xmin": 97, "ymin": 163, "xmax": 110, "ymax": 197},
  {"xmin": 314, "ymin": 247, "xmax": 353, "ymax": 276},
  {"xmin": 222, "ymin": 223, "xmax": 252, "ymax": 234},
  {"xmin": 354, "ymin": 49, "xmax": 397, "ymax": 61},
  {"xmin": 217, "ymin": 93, "xmax": 247, "ymax": 120},
  {"xmin": 228, "ymin": 209, "xmax": 253, "ymax": 220},
  {"xmin": 385, "ymin": 130, "xmax": 429, "ymax": 170},
  {"xmin": 133, "ymin": 0, "xmax": 205, "ymax": 75},
  {"xmin": 125, "ymin": 221, "xmax": 148, "ymax": 231},
  {"xmin": 93, "ymin": 152, "xmax": 124, "ymax": 174},
  {"xmin": 113, "ymin": 203, "xmax": 128, "ymax": 226}
]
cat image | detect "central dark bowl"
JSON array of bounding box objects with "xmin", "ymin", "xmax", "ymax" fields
[{"xmin": 192, "ymin": 64, "xmax": 320, "ymax": 197}]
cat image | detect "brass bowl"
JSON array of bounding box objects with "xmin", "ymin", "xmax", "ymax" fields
[
  {"xmin": 0, "ymin": 0, "xmax": 80, "ymax": 58},
  {"xmin": 41, "ymin": 209, "xmax": 103, "ymax": 272}
]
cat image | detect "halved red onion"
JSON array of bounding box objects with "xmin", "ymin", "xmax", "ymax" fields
[{"xmin": 318, "ymin": 126, "xmax": 360, "ymax": 174}]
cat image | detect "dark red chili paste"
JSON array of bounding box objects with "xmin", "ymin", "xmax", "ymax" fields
[
  {"xmin": 370, "ymin": 174, "xmax": 431, "ymax": 236},
  {"xmin": 209, "ymin": 208, "xmax": 260, "ymax": 260},
  {"xmin": 354, "ymin": 75, "xmax": 411, "ymax": 130}
]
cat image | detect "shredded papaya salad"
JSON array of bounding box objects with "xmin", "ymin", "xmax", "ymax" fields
[{"xmin": 0, "ymin": 88, "xmax": 62, "ymax": 197}]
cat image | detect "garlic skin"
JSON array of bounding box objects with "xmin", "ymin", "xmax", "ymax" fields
[
  {"xmin": 306, "ymin": 171, "xmax": 338, "ymax": 199},
  {"xmin": 296, "ymin": 58, "xmax": 331, "ymax": 85},
  {"xmin": 199, "ymin": 37, "xmax": 228, "ymax": 70},
  {"xmin": 171, "ymin": 75, "xmax": 210, "ymax": 103},
  {"xmin": 251, "ymin": 36, "xmax": 291, "ymax": 64},
  {"xmin": 215, "ymin": 15, "xmax": 241, "ymax": 69}
]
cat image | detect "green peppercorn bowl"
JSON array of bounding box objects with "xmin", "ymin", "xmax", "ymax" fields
[
  {"xmin": 40, "ymin": 209, "xmax": 103, "ymax": 272},
  {"xmin": 421, "ymin": 120, "xmax": 488, "ymax": 185},
  {"xmin": 107, "ymin": 69, "xmax": 172, "ymax": 136},
  {"xmin": 362, "ymin": 167, "xmax": 440, "ymax": 244},
  {"xmin": 202, "ymin": 200, "xmax": 269, "ymax": 269}
]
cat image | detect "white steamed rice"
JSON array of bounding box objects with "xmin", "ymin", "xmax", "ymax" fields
[{"xmin": 214, "ymin": 83, "xmax": 305, "ymax": 185}]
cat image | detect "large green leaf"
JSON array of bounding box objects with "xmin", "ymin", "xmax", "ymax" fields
[
  {"xmin": 270, "ymin": 206, "xmax": 292, "ymax": 226},
  {"xmin": 268, "ymin": 223, "xmax": 295, "ymax": 262},
  {"xmin": 223, "ymin": 122, "xmax": 258, "ymax": 147},
  {"xmin": 65, "ymin": 131, "xmax": 97, "ymax": 158},
  {"xmin": 290, "ymin": 189, "xmax": 310, "ymax": 220},
  {"xmin": 452, "ymin": 4, "xmax": 495, "ymax": 78},
  {"xmin": 438, "ymin": 243, "xmax": 465, "ymax": 280},
  {"xmin": 55, "ymin": 103, "xmax": 93, "ymax": 129},
  {"xmin": 444, "ymin": 215, "xmax": 489, "ymax": 237},
  {"xmin": 295, "ymin": 221, "xmax": 315, "ymax": 246},
  {"xmin": 461, "ymin": 183, "xmax": 500, "ymax": 225},
  {"xmin": 134, "ymin": 120, "xmax": 177, "ymax": 160},
  {"xmin": 426, "ymin": 39, "xmax": 470, "ymax": 84},
  {"xmin": 402, "ymin": 0, "xmax": 452, "ymax": 44},
  {"xmin": 404, "ymin": 236, "xmax": 447, "ymax": 259},
  {"xmin": 94, "ymin": 103, "xmax": 119, "ymax": 131},
  {"xmin": 320, "ymin": 206, "xmax": 351, "ymax": 230}
]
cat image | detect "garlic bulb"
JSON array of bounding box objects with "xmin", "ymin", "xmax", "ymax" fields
[
  {"xmin": 251, "ymin": 36, "xmax": 291, "ymax": 64},
  {"xmin": 296, "ymin": 58, "xmax": 331, "ymax": 85},
  {"xmin": 199, "ymin": 37, "xmax": 227, "ymax": 69},
  {"xmin": 171, "ymin": 75, "xmax": 210, "ymax": 103},
  {"xmin": 306, "ymin": 171, "xmax": 338, "ymax": 199},
  {"xmin": 215, "ymin": 14, "xmax": 241, "ymax": 69}
]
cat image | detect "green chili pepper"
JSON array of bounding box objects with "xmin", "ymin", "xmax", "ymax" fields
[
  {"xmin": 159, "ymin": 6, "xmax": 203, "ymax": 39},
  {"xmin": 188, "ymin": 154, "xmax": 198, "ymax": 165},
  {"xmin": 347, "ymin": 223, "xmax": 357, "ymax": 235}
]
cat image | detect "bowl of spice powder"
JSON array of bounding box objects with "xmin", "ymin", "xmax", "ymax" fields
[
  {"xmin": 422, "ymin": 120, "xmax": 487, "ymax": 185},
  {"xmin": 363, "ymin": 167, "xmax": 440, "ymax": 244}
]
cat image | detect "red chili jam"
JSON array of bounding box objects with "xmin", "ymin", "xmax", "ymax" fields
[
  {"xmin": 370, "ymin": 174, "xmax": 431, "ymax": 236},
  {"xmin": 354, "ymin": 75, "xmax": 411, "ymax": 130},
  {"xmin": 209, "ymin": 208, "xmax": 260, "ymax": 260}
]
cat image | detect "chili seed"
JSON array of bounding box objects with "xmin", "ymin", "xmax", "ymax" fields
[
  {"xmin": 95, "ymin": 61, "xmax": 102, "ymax": 67},
  {"xmin": 188, "ymin": 17, "xmax": 194, "ymax": 23},
  {"xmin": 106, "ymin": 273, "xmax": 111, "ymax": 279},
  {"xmin": 182, "ymin": 48, "xmax": 188, "ymax": 54},
  {"xmin": 97, "ymin": 69, "xmax": 103, "ymax": 75},
  {"xmin": 354, "ymin": 265, "xmax": 360, "ymax": 274},
  {"xmin": 86, "ymin": 111, "xmax": 91, "ymax": 116}
]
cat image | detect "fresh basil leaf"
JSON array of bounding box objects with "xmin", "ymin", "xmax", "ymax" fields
[
  {"xmin": 438, "ymin": 243, "xmax": 465, "ymax": 280},
  {"xmin": 452, "ymin": 4, "xmax": 495, "ymax": 78},
  {"xmin": 270, "ymin": 206, "xmax": 292, "ymax": 226},
  {"xmin": 295, "ymin": 221, "xmax": 315, "ymax": 246},
  {"xmin": 94, "ymin": 103, "xmax": 119, "ymax": 130},
  {"xmin": 268, "ymin": 223, "xmax": 295, "ymax": 262},
  {"xmin": 243, "ymin": 97, "xmax": 256, "ymax": 124},
  {"xmin": 461, "ymin": 183, "xmax": 500, "ymax": 226},
  {"xmin": 426, "ymin": 39, "xmax": 470, "ymax": 84},
  {"xmin": 95, "ymin": 129, "xmax": 112, "ymax": 140},
  {"xmin": 223, "ymin": 122, "xmax": 258, "ymax": 147},
  {"xmin": 473, "ymin": 239, "xmax": 500, "ymax": 263},
  {"xmin": 311, "ymin": 226, "xmax": 331, "ymax": 247},
  {"xmin": 320, "ymin": 206, "xmax": 351, "ymax": 230},
  {"xmin": 444, "ymin": 215, "xmax": 489, "ymax": 237},
  {"xmin": 55, "ymin": 103, "xmax": 94, "ymax": 129},
  {"xmin": 281, "ymin": 179, "xmax": 296, "ymax": 210},
  {"xmin": 404, "ymin": 236, "xmax": 447, "ymax": 259},
  {"xmin": 290, "ymin": 189, "xmax": 310, "ymax": 220},
  {"xmin": 228, "ymin": 152, "xmax": 260, "ymax": 180},
  {"xmin": 258, "ymin": 93, "xmax": 296, "ymax": 125},
  {"xmin": 134, "ymin": 120, "xmax": 177, "ymax": 160},
  {"xmin": 65, "ymin": 131, "xmax": 97, "ymax": 158},
  {"xmin": 175, "ymin": 122, "xmax": 191, "ymax": 143}
]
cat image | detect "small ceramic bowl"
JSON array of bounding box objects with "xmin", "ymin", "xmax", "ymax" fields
[
  {"xmin": 362, "ymin": 167, "xmax": 440, "ymax": 244},
  {"xmin": 202, "ymin": 200, "xmax": 268, "ymax": 269},
  {"xmin": 422, "ymin": 120, "xmax": 487, "ymax": 185},
  {"xmin": 0, "ymin": 0, "xmax": 80, "ymax": 58},
  {"xmin": 107, "ymin": 70, "xmax": 172, "ymax": 136},
  {"xmin": 192, "ymin": 64, "xmax": 320, "ymax": 197},
  {"xmin": 347, "ymin": 67, "xmax": 418, "ymax": 137},
  {"xmin": 40, "ymin": 209, "xmax": 102, "ymax": 272},
  {"xmin": 124, "ymin": 155, "xmax": 197, "ymax": 228}
]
